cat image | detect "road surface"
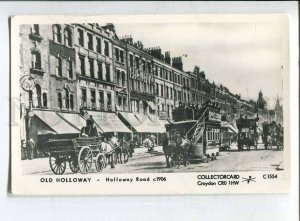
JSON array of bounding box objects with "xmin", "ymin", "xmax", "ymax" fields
[{"xmin": 22, "ymin": 143, "xmax": 284, "ymax": 175}]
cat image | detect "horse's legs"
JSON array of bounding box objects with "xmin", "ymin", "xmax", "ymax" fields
[{"xmin": 165, "ymin": 154, "xmax": 170, "ymax": 168}]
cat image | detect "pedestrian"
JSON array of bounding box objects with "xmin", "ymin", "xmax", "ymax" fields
[
  {"xmin": 21, "ymin": 139, "xmax": 27, "ymax": 160},
  {"xmin": 27, "ymin": 138, "xmax": 35, "ymax": 160}
]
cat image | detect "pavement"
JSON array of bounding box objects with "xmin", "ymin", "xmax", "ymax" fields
[{"xmin": 22, "ymin": 143, "xmax": 284, "ymax": 175}]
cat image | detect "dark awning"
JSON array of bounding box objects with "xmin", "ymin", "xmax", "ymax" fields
[{"xmin": 33, "ymin": 110, "xmax": 80, "ymax": 134}]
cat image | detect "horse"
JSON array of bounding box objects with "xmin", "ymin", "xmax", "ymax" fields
[
  {"xmin": 163, "ymin": 138, "xmax": 192, "ymax": 168},
  {"xmin": 109, "ymin": 136, "xmax": 130, "ymax": 164},
  {"xmin": 99, "ymin": 141, "xmax": 115, "ymax": 168}
]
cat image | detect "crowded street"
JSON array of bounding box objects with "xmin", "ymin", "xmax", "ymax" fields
[{"xmin": 22, "ymin": 143, "xmax": 284, "ymax": 175}]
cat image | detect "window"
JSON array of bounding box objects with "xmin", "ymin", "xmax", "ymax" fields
[
  {"xmin": 147, "ymin": 62, "xmax": 151, "ymax": 73},
  {"xmin": 42, "ymin": 93, "xmax": 47, "ymax": 108},
  {"xmin": 81, "ymin": 88, "xmax": 86, "ymax": 107},
  {"xmin": 31, "ymin": 51, "xmax": 41, "ymax": 70},
  {"xmin": 156, "ymin": 83, "xmax": 159, "ymax": 95},
  {"xmin": 53, "ymin": 25, "xmax": 61, "ymax": 43},
  {"xmin": 122, "ymin": 72, "xmax": 125, "ymax": 87},
  {"xmin": 138, "ymin": 81, "xmax": 141, "ymax": 91},
  {"xmin": 67, "ymin": 60, "xmax": 73, "ymax": 79},
  {"xmin": 120, "ymin": 50, "xmax": 124, "ymax": 63},
  {"xmin": 104, "ymin": 40, "xmax": 109, "ymax": 56},
  {"xmin": 96, "ymin": 37, "xmax": 101, "ymax": 53},
  {"xmin": 99, "ymin": 91, "xmax": 104, "ymax": 110},
  {"xmin": 135, "ymin": 57, "xmax": 139, "ymax": 69},
  {"xmin": 155, "ymin": 65, "xmax": 158, "ymax": 76},
  {"xmin": 166, "ymin": 86, "xmax": 169, "ymax": 98},
  {"xmin": 142, "ymin": 60, "xmax": 146, "ymax": 71},
  {"xmin": 117, "ymin": 70, "xmax": 121, "ymax": 86},
  {"xmin": 87, "ymin": 33, "xmax": 93, "ymax": 50},
  {"xmin": 105, "ymin": 64, "xmax": 110, "ymax": 82},
  {"xmin": 78, "ymin": 28, "xmax": 84, "ymax": 47},
  {"xmin": 174, "ymin": 90, "xmax": 177, "ymax": 100},
  {"xmin": 166, "ymin": 71, "xmax": 168, "ymax": 80},
  {"xmin": 90, "ymin": 90, "xmax": 96, "ymax": 109},
  {"xmin": 115, "ymin": 48, "xmax": 119, "ymax": 61},
  {"xmin": 89, "ymin": 59, "xmax": 94, "ymax": 78},
  {"xmin": 161, "ymin": 85, "xmax": 164, "ymax": 97},
  {"xmin": 129, "ymin": 54, "xmax": 134, "ymax": 67},
  {"xmin": 79, "ymin": 56, "xmax": 85, "ymax": 76},
  {"xmin": 162, "ymin": 104, "xmax": 165, "ymax": 112},
  {"xmin": 170, "ymin": 88, "xmax": 173, "ymax": 99},
  {"xmin": 32, "ymin": 24, "xmax": 39, "ymax": 35},
  {"xmin": 107, "ymin": 93, "xmax": 112, "ymax": 111},
  {"xmin": 97, "ymin": 61, "xmax": 103, "ymax": 80},
  {"xmin": 64, "ymin": 88, "xmax": 69, "ymax": 109},
  {"xmin": 70, "ymin": 94, "xmax": 74, "ymax": 110},
  {"xmin": 131, "ymin": 80, "xmax": 135, "ymax": 90},
  {"xmin": 55, "ymin": 57, "xmax": 62, "ymax": 77},
  {"xmin": 64, "ymin": 28, "xmax": 72, "ymax": 47},
  {"xmin": 57, "ymin": 92, "xmax": 62, "ymax": 109},
  {"xmin": 35, "ymin": 84, "xmax": 42, "ymax": 108}
]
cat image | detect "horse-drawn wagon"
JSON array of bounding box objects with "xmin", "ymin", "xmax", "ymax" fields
[
  {"xmin": 236, "ymin": 116, "xmax": 259, "ymax": 151},
  {"xmin": 262, "ymin": 121, "xmax": 283, "ymax": 150},
  {"xmin": 46, "ymin": 136, "xmax": 113, "ymax": 175}
]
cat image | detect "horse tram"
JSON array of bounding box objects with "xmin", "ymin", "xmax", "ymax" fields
[
  {"xmin": 164, "ymin": 101, "xmax": 221, "ymax": 167},
  {"xmin": 262, "ymin": 121, "xmax": 283, "ymax": 150},
  {"xmin": 236, "ymin": 116, "xmax": 259, "ymax": 151}
]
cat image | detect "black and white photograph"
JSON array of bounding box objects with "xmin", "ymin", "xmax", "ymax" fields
[{"xmin": 10, "ymin": 14, "xmax": 291, "ymax": 195}]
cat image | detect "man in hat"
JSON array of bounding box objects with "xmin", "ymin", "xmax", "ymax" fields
[
  {"xmin": 27, "ymin": 138, "xmax": 35, "ymax": 160},
  {"xmin": 86, "ymin": 115, "xmax": 95, "ymax": 136}
]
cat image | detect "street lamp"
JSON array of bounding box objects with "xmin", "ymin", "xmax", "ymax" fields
[{"xmin": 20, "ymin": 72, "xmax": 37, "ymax": 157}]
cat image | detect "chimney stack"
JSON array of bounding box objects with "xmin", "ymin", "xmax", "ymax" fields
[
  {"xmin": 165, "ymin": 51, "xmax": 171, "ymax": 65},
  {"xmin": 172, "ymin": 56, "xmax": 183, "ymax": 71}
]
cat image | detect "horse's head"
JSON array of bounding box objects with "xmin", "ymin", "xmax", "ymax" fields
[
  {"xmin": 181, "ymin": 139, "xmax": 191, "ymax": 150},
  {"xmin": 110, "ymin": 137, "xmax": 120, "ymax": 147}
]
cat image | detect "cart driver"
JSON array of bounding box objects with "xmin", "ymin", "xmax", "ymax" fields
[{"xmin": 86, "ymin": 115, "xmax": 95, "ymax": 136}]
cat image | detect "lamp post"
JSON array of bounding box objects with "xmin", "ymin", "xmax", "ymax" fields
[{"xmin": 20, "ymin": 72, "xmax": 36, "ymax": 158}]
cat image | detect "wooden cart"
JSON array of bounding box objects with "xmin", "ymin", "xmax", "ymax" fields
[{"xmin": 47, "ymin": 137, "xmax": 111, "ymax": 175}]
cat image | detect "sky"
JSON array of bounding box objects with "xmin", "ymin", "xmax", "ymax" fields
[{"xmin": 110, "ymin": 21, "xmax": 286, "ymax": 109}]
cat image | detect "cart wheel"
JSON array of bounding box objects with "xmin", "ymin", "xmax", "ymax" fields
[
  {"xmin": 78, "ymin": 146, "xmax": 93, "ymax": 174},
  {"xmin": 95, "ymin": 154, "xmax": 105, "ymax": 172},
  {"xmin": 49, "ymin": 154, "xmax": 66, "ymax": 175},
  {"xmin": 69, "ymin": 157, "xmax": 79, "ymax": 173}
]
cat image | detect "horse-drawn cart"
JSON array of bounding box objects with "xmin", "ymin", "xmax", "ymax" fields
[
  {"xmin": 47, "ymin": 137, "xmax": 112, "ymax": 175},
  {"xmin": 236, "ymin": 116, "xmax": 259, "ymax": 151}
]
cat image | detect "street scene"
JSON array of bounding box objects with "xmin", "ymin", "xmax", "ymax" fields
[{"xmin": 18, "ymin": 21, "xmax": 285, "ymax": 175}]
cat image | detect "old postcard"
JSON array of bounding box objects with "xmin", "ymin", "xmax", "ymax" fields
[{"xmin": 10, "ymin": 14, "xmax": 290, "ymax": 195}]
